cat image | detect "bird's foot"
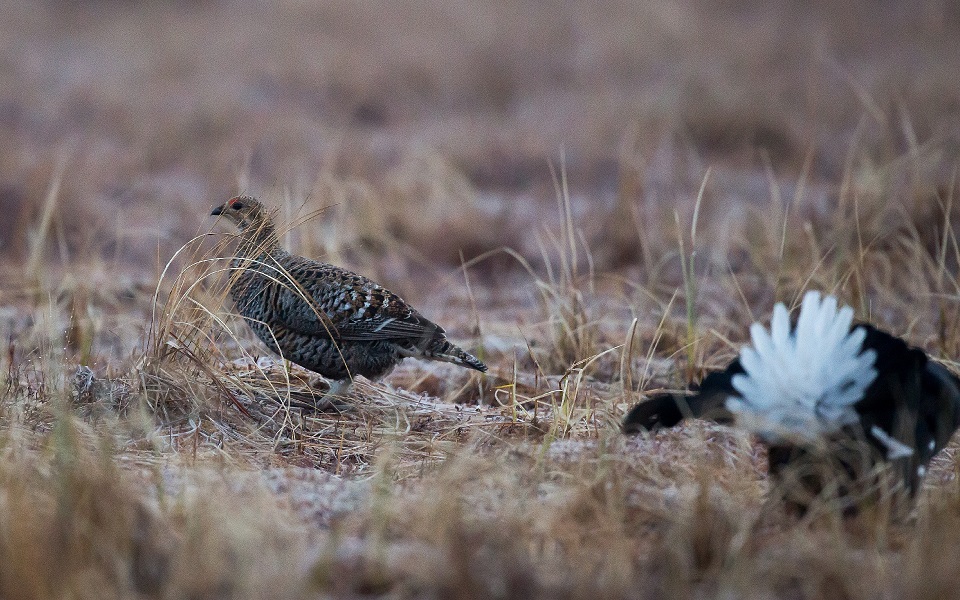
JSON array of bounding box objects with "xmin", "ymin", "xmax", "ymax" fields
[{"xmin": 304, "ymin": 378, "xmax": 356, "ymax": 413}]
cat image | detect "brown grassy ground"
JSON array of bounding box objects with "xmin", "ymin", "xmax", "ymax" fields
[{"xmin": 3, "ymin": 1, "xmax": 960, "ymax": 598}]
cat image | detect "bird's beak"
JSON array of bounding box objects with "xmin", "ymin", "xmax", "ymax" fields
[{"xmin": 211, "ymin": 205, "xmax": 224, "ymax": 216}]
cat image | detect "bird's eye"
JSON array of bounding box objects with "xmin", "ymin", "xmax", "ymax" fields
[{"xmin": 231, "ymin": 200, "xmax": 244, "ymax": 210}]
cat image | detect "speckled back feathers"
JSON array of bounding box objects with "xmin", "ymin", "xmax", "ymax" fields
[{"xmin": 213, "ymin": 196, "xmax": 487, "ymax": 383}]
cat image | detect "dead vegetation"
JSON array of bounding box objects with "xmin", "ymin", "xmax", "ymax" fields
[{"xmin": 2, "ymin": 1, "xmax": 960, "ymax": 599}]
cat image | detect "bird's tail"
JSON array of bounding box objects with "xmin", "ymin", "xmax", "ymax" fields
[{"xmin": 425, "ymin": 338, "xmax": 488, "ymax": 372}]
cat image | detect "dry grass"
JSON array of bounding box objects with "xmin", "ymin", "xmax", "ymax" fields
[{"xmin": 2, "ymin": 1, "xmax": 960, "ymax": 598}]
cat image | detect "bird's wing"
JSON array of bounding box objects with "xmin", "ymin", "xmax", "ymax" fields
[
  {"xmin": 336, "ymin": 309, "xmax": 443, "ymax": 342},
  {"xmin": 263, "ymin": 276, "xmax": 341, "ymax": 338},
  {"xmin": 921, "ymin": 361, "xmax": 960, "ymax": 455},
  {"xmin": 267, "ymin": 260, "xmax": 441, "ymax": 343}
]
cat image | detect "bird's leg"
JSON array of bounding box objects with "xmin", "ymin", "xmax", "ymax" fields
[
  {"xmin": 326, "ymin": 379, "xmax": 353, "ymax": 399},
  {"xmin": 313, "ymin": 378, "xmax": 355, "ymax": 413}
]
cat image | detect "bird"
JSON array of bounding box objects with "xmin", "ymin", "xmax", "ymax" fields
[
  {"xmin": 211, "ymin": 196, "xmax": 487, "ymax": 402},
  {"xmin": 623, "ymin": 291, "xmax": 960, "ymax": 510}
]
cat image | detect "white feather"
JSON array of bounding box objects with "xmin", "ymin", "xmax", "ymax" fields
[
  {"xmin": 869, "ymin": 425, "xmax": 915, "ymax": 459},
  {"xmin": 727, "ymin": 291, "xmax": 878, "ymax": 442}
]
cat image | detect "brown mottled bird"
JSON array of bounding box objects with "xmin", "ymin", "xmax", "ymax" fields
[{"xmin": 212, "ymin": 196, "xmax": 487, "ymax": 400}]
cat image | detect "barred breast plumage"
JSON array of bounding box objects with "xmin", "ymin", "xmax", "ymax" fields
[{"xmin": 212, "ymin": 196, "xmax": 487, "ymax": 398}]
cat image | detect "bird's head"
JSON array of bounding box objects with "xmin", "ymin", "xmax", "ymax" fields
[{"xmin": 211, "ymin": 196, "xmax": 272, "ymax": 231}]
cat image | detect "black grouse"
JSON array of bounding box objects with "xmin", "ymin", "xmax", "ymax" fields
[
  {"xmin": 212, "ymin": 196, "xmax": 487, "ymax": 400},
  {"xmin": 623, "ymin": 291, "xmax": 960, "ymax": 508}
]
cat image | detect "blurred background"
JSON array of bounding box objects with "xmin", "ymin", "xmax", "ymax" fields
[{"xmin": 1, "ymin": 0, "xmax": 959, "ymax": 280}]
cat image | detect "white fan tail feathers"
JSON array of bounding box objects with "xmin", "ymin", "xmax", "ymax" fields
[{"xmin": 728, "ymin": 291, "xmax": 879, "ymax": 441}]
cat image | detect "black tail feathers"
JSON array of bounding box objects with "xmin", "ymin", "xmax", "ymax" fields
[{"xmin": 427, "ymin": 338, "xmax": 488, "ymax": 372}]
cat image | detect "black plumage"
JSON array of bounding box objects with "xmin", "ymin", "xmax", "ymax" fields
[{"xmin": 624, "ymin": 300, "xmax": 960, "ymax": 509}]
